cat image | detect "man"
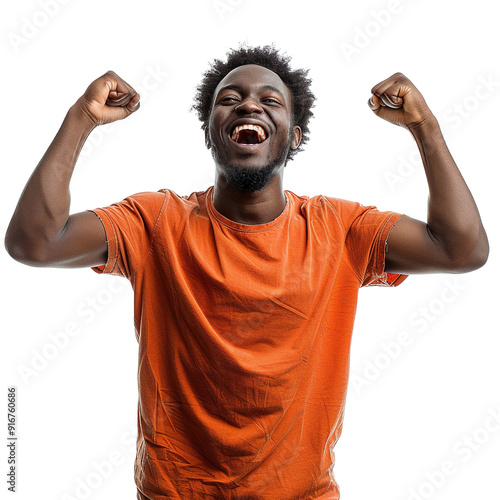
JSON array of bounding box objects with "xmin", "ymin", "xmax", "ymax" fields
[{"xmin": 5, "ymin": 45, "xmax": 488, "ymax": 499}]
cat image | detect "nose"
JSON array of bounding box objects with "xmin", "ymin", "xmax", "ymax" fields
[{"xmin": 235, "ymin": 96, "xmax": 263, "ymax": 115}]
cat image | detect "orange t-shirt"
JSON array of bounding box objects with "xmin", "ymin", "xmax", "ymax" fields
[{"xmin": 89, "ymin": 185, "xmax": 407, "ymax": 499}]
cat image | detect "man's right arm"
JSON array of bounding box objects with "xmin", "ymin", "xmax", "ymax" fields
[{"xmin": 4, "ymin": 71, "xmax": 141, "ymax": 268}]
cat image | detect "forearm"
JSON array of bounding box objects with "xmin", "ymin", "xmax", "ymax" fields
[
  {"xmin": 5, "ymin": 104, "xmax": 95, "ymax": 261},
  {"xmin": 411, "ymin": 117, "xmax": 489, "ymax": 267}
]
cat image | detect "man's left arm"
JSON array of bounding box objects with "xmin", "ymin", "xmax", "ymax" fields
[{"xmin": 368, "ymin": 72, "xmax": 489, "ymax": 274}]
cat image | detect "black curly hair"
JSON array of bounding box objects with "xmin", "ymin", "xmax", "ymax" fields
[{"xmin": 192, "ymin": 43, "xmax": 316, "ymax": 163}]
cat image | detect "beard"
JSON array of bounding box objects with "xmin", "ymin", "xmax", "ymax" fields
[
  {"xmin": 210, "ymin": 133, "xmax": 292, "ymax": 193},
  {"xmin": 223, "ymin": 155, "xmax": 284, "ymax": 192}
]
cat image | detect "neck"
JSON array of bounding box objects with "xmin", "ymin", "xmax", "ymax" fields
[{"xmin": 212, "ymin": 171, "xmax": 286, "ymax": 225}]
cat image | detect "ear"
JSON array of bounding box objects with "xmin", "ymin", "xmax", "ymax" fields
[
  {"xmin": 290, "ymin": 125, "xmax": 302, "ymax": 150},
  {"xmin": 205, "ymin": 130, "xmax": 212, "ymax": 149}
]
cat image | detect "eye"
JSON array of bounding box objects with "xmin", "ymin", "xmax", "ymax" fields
[
  {"xmin": 219, "ymin": 96, "xmax": 239, "ymax": 104},
  {"xmin": 262, "ymin": 98, "xmax": 281, "ymax": 105}
]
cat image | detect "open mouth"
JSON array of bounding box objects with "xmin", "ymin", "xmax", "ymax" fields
[{"xmin": 230, "ymin": 124, "xmax": 267, "ymax": 145}]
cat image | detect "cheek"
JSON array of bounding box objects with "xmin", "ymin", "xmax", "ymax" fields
[
  {"xmin": 207, "ymin": 120, "xmax": 219, "ymax": 145},
  {"xmin": 208, "ymin": 114, "xmax": 224, "ymax": 139}
]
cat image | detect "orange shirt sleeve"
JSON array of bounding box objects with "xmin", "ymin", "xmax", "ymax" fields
[
  {"xmin": 87, "ymin": 191, "xmax": 167, "ymax": 279},
  {"xmin": 354, "ymin": 207, "xmax": 407, "ymax": 287},
  {"xmin": 325, "ymin": 197, "xmax": 408, "ymax": 287}
]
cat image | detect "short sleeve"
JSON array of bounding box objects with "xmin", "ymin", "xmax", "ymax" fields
[
  {"xmin": 346, "ymin": 205, "xmax": 408, "ymax": 287},
  {"xmin": 87, "ymin": 190, "xmax": 167, "ymax": 279}
]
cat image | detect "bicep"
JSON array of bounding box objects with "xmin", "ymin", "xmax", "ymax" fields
[
  {"xmin": 44, "ymin": 211, "xmax": 108, "ymax": 268},
  {"xmin": 385, "ymin": 215, "xmax": 454, "ymax": 274}
]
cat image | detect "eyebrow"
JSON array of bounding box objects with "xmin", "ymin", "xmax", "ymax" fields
[{"xmin": 217, "ymin": 84, "xmax": 286, "ymax": 99}]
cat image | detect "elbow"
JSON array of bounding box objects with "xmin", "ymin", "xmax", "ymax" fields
[
  {"xmin": 466, "ymin": 241, "xmax": 489, "ymax": 271},
  {"xmin": 4, "ymin": 230, "xmax": 23, "ymax": 262},
  {"xmin": 449, "ymin": 233, "xmax": 489, "ymax": 273},
  {"xmin": 453, "ymin": 250, "xmax": 488, "ymax": 273},
  {"xmin": 467, "ymin": 227, "xmax": 490, "ymax": 271},
  {"xmin": 4, "ymin": 231, "xmax": 51, "ymax": 267}
]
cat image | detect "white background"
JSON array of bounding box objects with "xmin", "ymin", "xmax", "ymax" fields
[{"xmin": 1, "ymin": 1, "xmax": 499, "ymax": 499}]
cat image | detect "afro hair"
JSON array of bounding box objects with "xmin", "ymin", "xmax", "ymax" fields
[{"xmin": 192, "ymin": 43, "xmax": 316, "ymax": 162}]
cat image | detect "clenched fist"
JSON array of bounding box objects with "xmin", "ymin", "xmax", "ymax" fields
[
  {"xmin": 368, "ymin": 72, "xmax": 435, "ymax": 131},
  {"xmin": 74, "ymin": 70, "xmax": 140, "ymax": 127}
]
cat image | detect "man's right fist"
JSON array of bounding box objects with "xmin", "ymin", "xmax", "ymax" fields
[{"xmin": 74, "ymin": 70, "xmax": 140, "ymax": 127}]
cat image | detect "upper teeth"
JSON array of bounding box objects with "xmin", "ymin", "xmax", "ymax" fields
[{"xmin": 231, "ymin": 124, "xmax": 267, "ymax": 142}]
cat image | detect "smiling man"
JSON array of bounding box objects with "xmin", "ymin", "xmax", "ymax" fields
[
  {"xmin": 5, "ymin": 45, "xmax": 488, "ymax": 499},
  {"xmin": 208, "ymin": 63, "xmax": 302, "ymax": 203}
]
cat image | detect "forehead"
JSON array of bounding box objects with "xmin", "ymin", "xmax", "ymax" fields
[{"xmin": 214, "ymin": 64, "xmax": 290, "ymax": 100}]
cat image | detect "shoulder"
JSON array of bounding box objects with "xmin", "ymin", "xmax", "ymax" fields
[
  {"xmin": 159, "ymin": 186, "xmax": 211, "ymax": 205},
  {"xmin": 321, "ymin": 196, "xmax": 373, "ymax": 219},
  {"xmin": 118, "ymin": 190, "xmax": 168, "ymax": 207},
  {"xmin": 123, "ymin": 186, "xmax": 211, "ymax": 211},
  {"xmin": 286, "ymin": 190, "xmax": 371, "ymax": 230}
]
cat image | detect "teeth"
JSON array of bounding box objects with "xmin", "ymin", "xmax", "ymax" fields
[{"xmin": 231, "ymin": 124, "xmax": 267, "ymax": 143}]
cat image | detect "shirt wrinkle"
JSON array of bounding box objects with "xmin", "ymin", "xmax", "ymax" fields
[{"xmin": 89, "ymin": 185, "xmax": 408, "ymax": 500}]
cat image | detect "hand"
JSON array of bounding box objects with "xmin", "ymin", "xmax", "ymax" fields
[
  {"xmin": 368, "ymin": 72, "xmax": 435, "ymax": 131},
  {"xmin": 73, "ymin": 70, "xmax": 140, "ymax": 127}
]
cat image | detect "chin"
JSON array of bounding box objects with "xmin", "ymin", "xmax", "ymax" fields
[{"xmin": 221, "ymin": 161, "xmax": 277, "ymax": 193}]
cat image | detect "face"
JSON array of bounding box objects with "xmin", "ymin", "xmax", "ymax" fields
[{"xmin": 207, "ymin": 64, "xmax": 302, "ymax": 192}]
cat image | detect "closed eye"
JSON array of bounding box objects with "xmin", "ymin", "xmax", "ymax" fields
[
  {"xmin": 262, "ymin": 98, "xmax": 281, "ymax": 104},
  {"xmin": 220, "ymin": 96, "xmax": 239, "ymax": 103}
]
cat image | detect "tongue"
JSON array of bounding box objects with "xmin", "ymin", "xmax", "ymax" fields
[{"xmin": 236, "ymin": 129, "xmax": 259, "ymax": 144}]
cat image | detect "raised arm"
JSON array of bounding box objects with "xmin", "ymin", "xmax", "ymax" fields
[
  {"xmin": 5, "ymin": 70, "xmax": 141, "ymax": 268},
  {"xmin": 367, "ymin": 73, "xmax": 489, "ymax": 274}
]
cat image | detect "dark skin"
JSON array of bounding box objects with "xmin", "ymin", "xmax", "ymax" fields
[
  {"xmin": 5, "ymin": 67, "xmax": 488, "ymax": 274},
  {"xmin": 208, "ymin": 64, "xmax": 301, "ymax": 225},
  {"xmin": 368, "ymin": 73, "xmax": 489, "ymax": 273}
]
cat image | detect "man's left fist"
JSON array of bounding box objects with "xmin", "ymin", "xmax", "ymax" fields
[{"xmin": 368, "ymin": 72, "xmax": 435, "ymax": 131}]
